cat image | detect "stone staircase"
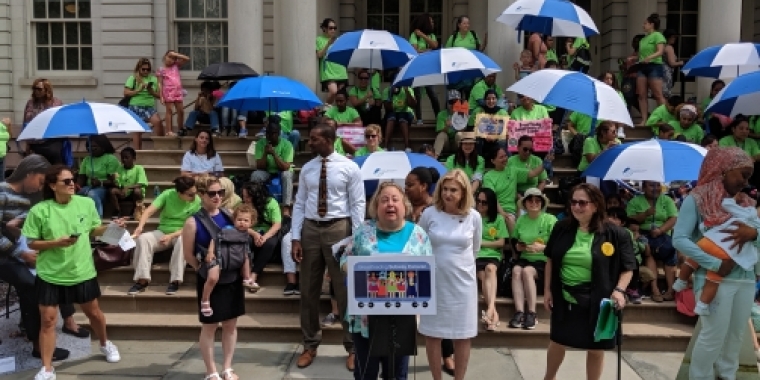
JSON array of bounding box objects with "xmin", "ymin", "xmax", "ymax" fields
[{"xmin": 11, "ymin": 121, "xmax": 694, "ymax": 350}]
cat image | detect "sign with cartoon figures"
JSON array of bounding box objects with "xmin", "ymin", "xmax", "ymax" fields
[
  {"xmin": 507, "ymin": 118, "xmax": 554, "ymax": 152},
  {"xmin": 474, "ymin": 113, "xmax": 509, "ymax": 140},
  {"xmin": 346, "ymin": 255, "xmax": 436, "ymax": 315}
]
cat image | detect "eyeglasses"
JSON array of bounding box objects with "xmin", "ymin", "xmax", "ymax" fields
[
  {"xmin": 206, "ymin": 189, "xmax": 226, "ymax": 198},
  {"xmin": 59, "ymin": 178, "xmax": 75, "ymax": 186},
  {"xmin": 570, "ymin": 199, "xmax": 590, "ymax": 207},
  {"xmin": 365, "ymin": 134, "xmax": 378, "ymax": 139},
  {"xmin": 358, "ymin": 76, "xmax": 370, "ymax": 80}
]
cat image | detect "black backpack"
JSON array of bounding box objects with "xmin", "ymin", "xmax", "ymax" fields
[{"xmin": 195, "ymin": 209, "xmax": 250, "ymax": 284}]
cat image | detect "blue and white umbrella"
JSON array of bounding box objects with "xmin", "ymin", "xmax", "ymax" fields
[
  {"xmin": 354, "ymin": 152, "xmax": 447, "ymax": 197},
  {"xmin": 217, "ymin": 75, "xmax": 322, "ymax": 112},
  {"xmin": 508, "ymin": 69, "xmax": 633, "ymax": 126},
  {"xmin": 326, "ymin": 29, "xmax": 418, "ymax": 70},
  {"xmin": 17, "ymin": 101, "xmax": 151, "ymax": 140},
  {"xmin": 496, "ymin": 0, "xmax": 599, "ymax": 38},
  {"xmin": 682, "ymin": 43, "xmax": 760, "ymax": 79},
  {"xmin": 393, "ymin": 48, "xmax": 501, "ymax": 88},
  {"xmin": 583, "ymin": 139, "xmax": 707, "ymax": 182},
  {"xmin": 704, "ymin": 70, "xmax": 760, "ymax": 117}
]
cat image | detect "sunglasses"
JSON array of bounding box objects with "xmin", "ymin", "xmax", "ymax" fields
[
  {"xmin": 365, "ymin": 134, "xmax": 378, "ymax": 139},
  {"xmin": 34, "ymin": 86, "xmax": 45, "ymax": 91},
  {"xmin": 476, "ymin": 199, "xmax": 488, "ymax": 205},
  {"xmin": 59, "ymin": 178, "xmax": 75, "ymax": 186},
  {"xmin": 140, "ymin": 67, "xmax": 151, "ymax": 72},
  {"xmin": 521, "ymin": 147, "xmax": 532, "ymax": 153},
  {"xmin": 328, "ymin": 26, "xmax": 337, "ymax": 30},
  {"xmin": 570, "ymin": 199, "xmax": 591, "ymax": 207},
  {"xmin": 206, "ymin": 189, "xmax": 226, "ymax": 198},
  {"xmin": 525, "ymin": 196, "xmax": 542, "ymax": 203}
]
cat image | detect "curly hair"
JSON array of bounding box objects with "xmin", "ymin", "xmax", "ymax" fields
[
  {"xmin": 31, "ymin": 78, "xmax": 54, "ymax": 105},
  {"xmin": 241, "ymin": 181, "xmax": 273, "ymax": 223}
]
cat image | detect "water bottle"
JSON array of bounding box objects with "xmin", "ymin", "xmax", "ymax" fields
[{"xmin": 153, "ymin": 185, "xmax": 160, "ymax": 198}]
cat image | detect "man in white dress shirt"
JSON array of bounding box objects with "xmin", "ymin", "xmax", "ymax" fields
[{"xmin": 291, "ymin": 124, "xmax": 366, "ymax": 371}]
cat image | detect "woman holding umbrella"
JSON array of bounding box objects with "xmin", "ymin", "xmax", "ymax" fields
[{"xmin": 316, "ymin": 18, "xmax": 348, "ymax": 106}]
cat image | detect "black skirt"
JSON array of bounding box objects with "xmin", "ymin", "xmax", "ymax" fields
[
  {"xmin": 549, "ymin": 301, "xmax": 615, "ymax": 350},
  {"xmin": 36, "ymin": 276, "xmax": 101, "ymax": 306},
  {"xmin": 196, "ymin": 273, "xmax": 245, "ymax": 324}
]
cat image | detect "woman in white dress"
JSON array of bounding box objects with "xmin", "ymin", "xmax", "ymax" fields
[{"xmin": 418, "ymin": 169, "xmax": 482, "ymax": 380}]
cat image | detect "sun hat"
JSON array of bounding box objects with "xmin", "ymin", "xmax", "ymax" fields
[
  {"xmin": 519, "ymin": 187, "xmax": 550, "ymax": 212},
  {"xmin": 457, "ymin": 131, "xmax": 476, "ymax": 143}
]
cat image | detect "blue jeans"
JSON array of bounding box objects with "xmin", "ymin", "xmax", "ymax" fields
[
  {"xmin": 282, "ymin": 130, "xmax": 301, "ymax": 151},
  {"xmin": 352, "ymin": 332, "xmax": 409, "ymax": 380},
  {"xmin": 79, "ymin": 186, "xmax": 108, "ymax": 217},
  {"xmin": 185, "ymin": 110, "xmax": 220, "ymax": 131}
]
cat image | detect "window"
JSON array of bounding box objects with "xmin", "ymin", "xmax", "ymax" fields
[
  {"xmin": 174, "ymin": 0, "xmax": 229, "ymax": 71},
  {"xmin": 32, "ymin": 0, "xmax": 93, "ymax": 71},
  {"xmin": 409, "ymin": 0, "xmax": 443, "ymax": 40},
  {"xmin": 367, "ymin": 0, "xmax": 401, "ymax": 35},
  {"xmin": 667, "ymin": 0, "xmax": 698, "ymax": 82}
]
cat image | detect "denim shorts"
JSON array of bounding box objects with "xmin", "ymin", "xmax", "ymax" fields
[
  {"xmin": 637, "ymin": 63, "xmax": 664, "ymax": 79},
  {"xmin": 128, "ymin": 105, "xmax": 158, "ymax": 121},
  {"xmin": 387, "ymin": 111, "xmax": 414, "ymax": 124}
]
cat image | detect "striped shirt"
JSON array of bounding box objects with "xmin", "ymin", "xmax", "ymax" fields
[{"xmin": 0, "ymin": 182, "xmax": 35, "ymax": 260}]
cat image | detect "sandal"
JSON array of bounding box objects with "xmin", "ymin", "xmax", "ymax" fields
[
  {"xmin": 165, "ymin": 131, "xmax": 177, "ymax": 137},
  {"xmin": 651, "ymin": 292, "xmax": 664, "ymax": 303},
  {"xmin": 221, "ymin": 368, "xmax": 238, "ymax": 380},
  {"xmin": 480, "ymin": 310, "xmax": 491, "ymax": 327},
  {"xmin": 203, "ymin": 373, "xmax": 221, "ymax": 380},
  {"xmin": 662, "ymin": 290, "xmax": 675, "ymax": 302},
  {"xmin": 200, "ymin": 301, "xmax": 213, "ymax": 317}
]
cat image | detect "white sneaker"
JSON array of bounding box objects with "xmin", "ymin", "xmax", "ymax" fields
[
  {"xmin": 100, "ymin": 340, "xmax": 121, "ymax": 363},
  {"xmin": 34, "ymin": 367, "xmax": 56, "ymax": 380}
]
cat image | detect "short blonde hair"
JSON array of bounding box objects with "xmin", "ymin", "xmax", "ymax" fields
[
  {"xmin": 432, "ymin": 169, "xmax": 474, "ymax": 215},
  {"xmin": 365, "ymin": 124, "xmax": 382, "ymax": 141},
  {"xmin": 367, "ymin": 182, "xmax": 412, "ymax": 220}
]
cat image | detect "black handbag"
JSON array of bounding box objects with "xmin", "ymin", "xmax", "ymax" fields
[
  {"xmin": 92, "ymin": 242, "xmax": 133, "ymax": 272},
  {"xmin": 118, "ymin": 77, "xmax": 137, "ymax": 107}
]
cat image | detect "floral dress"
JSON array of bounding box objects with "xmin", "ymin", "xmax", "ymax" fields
[{"xmin": 340, "ymin": 220, "xmax": 432, "ymax": 338}]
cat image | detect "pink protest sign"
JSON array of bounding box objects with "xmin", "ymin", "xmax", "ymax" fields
[
  {"xmin": 336, "ymin": 124, "xmax": 366, "ymax": 148},
  {"xmin": 507, "ymin": 118, "xmax": 553, "ymax": 152}
]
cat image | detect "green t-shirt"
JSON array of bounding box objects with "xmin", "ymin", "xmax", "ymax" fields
[
  {"xmin": 125, "ymin": 75, "xmax": 159, "ymax": 107},
  {"xmin": 79, "ymin": 153, "xmax": 121, "ymax": 186},
  {"xmin": 645, "ymin": 104, "xmax": 676, "ymax": 135},
  {"xmin": 266, "ymin": 111, "xmax": 294, "ymax": 133},
  {"xmin": 445, "ymin": 31, "xmax": 479, "ymax": 50},
  {"xmin": 560, "ymin": 230, "xmax": 594, "ymax": 303},
  {"xmin": 750, "ymin": 116, "xmax": 760, "ymax": 135},
  {"xmin": 546, "ymin": 49, "xmax": 558, "ymax": 63},
  {"xmin": 255, "ymin": 138, "xmax": 294, "ymax": 174},
  {"xmin": 468, "ymin": 107, "xmax": 509, "ymax": 126},
  {"xmin": 409, "ymin": 33, "xmax": 437, "ymax": 51},
  {"xmin": 513, "ymin": 212, "xmax": 557, "ymax": 262},
  {"xmin": 0, "ymin": 122, "xmax": 8, "ymax": 158},
  {"xmin": 255, "ymin": 197, "xmax": 282, "ymax": 230},
  {"xmin": 507, "ymin": 155, "xmax": 548, "ymax": 193},
  {"xmin": 436, "ymin": 110, "xmax": 456, "ymax": 136},
  {"xmin": 639, "ymin": 31, "xmax": 667, "ymax": 64},
  {"xmin": 354, "ymin": 146, "xmax": 384, "ymax": 157},
  {"xmin": 445, "ymin": 155, "xmax": 485, "ymax": 181},
  {"xmin": 116, "ymin": 164, "xmax": 148, "ymax": 196},
  {"xmin": 334, "ymin": 138, "xmax": 346, "ymax": 156},
  {"xmin": 348, "ymin": 86, "xmax": 382, "ymax": 108},
  {"xmin": 23, "ymin": 196, "xmax": 101, "ymax": 285},
  {"xmin": 510, "ymin": 105, "xmax": 549, "ymax": 121},
  {"xmin": 477, "ymin": 215, "xmax": 508, "ymax": 259},
  {"xmin": 153, "ymin": 189, "xmax": 201, "ymax": 234},
  {"xmin": 628, "ymin": 229, "xmax": 645, "ymax": 265},
  {"xmin": 719, "ymin": 135, "xmax": 760, "ymax": 158},
  {"xmin": 578, "ymin": 137, "xmax": 620, "ymax": 172},
  {"xmin": 569, "ymin": 112, "xmax": 602, "ymax": 136},
  {"xmin": 383, "ymin": 87, "xmax": 415, "ymax": 112},
  {"xmin": 482, "ymin": 167, "xmax": 530, "ymax": 215},
  {"xmin": 668, "ymin": 120, "xmax": 704, "ymax": 144},
  {"xmin": 316, "ymin": 35, "xmax": 348, "ymax": 82},
  {"xmin": 626, "ymin": 194, "xmax": 678, "ymax": 232},
  {"xmin": 567, "ymin": 38, "xmax": 589, "ymax": 67},
  {"xmin": 325, "ymin": 106, "xmax": 361, "ymax": 124},
  {"xmin": 468, "ymin": 81, "xmax": 503, "ymax": 110}
]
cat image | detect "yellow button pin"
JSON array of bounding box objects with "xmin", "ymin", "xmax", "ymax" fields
[{"xmin": 601, "ymin": 242, "xmax": 615, "ymax": 256}]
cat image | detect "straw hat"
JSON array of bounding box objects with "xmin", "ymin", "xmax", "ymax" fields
[
  {"xmin": 519, "ymin": 187, "xmax": 550, "ymax": 212},
  {"xmin": 457, "ymin": 131, "xmax": 476, "ymax": 143}
]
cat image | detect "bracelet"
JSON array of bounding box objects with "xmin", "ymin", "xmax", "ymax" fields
[{"xmin": 613, "ymin": 287, "xmax": 626, "ymax": 295}]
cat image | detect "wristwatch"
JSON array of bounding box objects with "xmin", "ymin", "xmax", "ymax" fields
[{"xmin": 613, "ymin": 287, "xmax": 627, "ymax": 295}]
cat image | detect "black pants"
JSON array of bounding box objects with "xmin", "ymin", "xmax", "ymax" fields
[
  {"xmin": 442, "ymin": 339, "xmax": 454, "ymax": 358},
  {"xmin": 0, "ymin": 259, "xmax": 75, "ymax": 342},
  {"xmin": 413, "ymin": 86, "xmax": 441, "ymax": 121},
  {"xmin": 358, "ymin": 105, "xmax": 383, "ymax": 126},
  {"xmin": 250, "ymin": 236, "xmax": 279, "ymax": 276}
]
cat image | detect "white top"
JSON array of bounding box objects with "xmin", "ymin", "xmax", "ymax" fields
[
  {"xmin": 700, "ymin": 198, "xmax": 760, "ymax": 271},
  {"xmin": 417, "ymin": 206, "xmax": 482, "ymax": 339},
  {"xmin": 181, "ymin": 151, "xmax": 224, "ymax": 174},
  {"xmin": 291, "ymin": 152, "xmax": 366, "ymax": 240}
]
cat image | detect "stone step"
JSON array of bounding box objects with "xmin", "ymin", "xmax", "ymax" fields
[
  {"xmin": 135, "ymin": 149, "xmax": 312, "ymax": 167},
  {"xmin": 92, "ymin": 280, "xmax": 691, "ymax": 325},
  {"xmin": 72, "ymin": 311, "xmax": 694, "ymax": 351},
  {"xmin": 98, "ymin": 264, "xmax": 290, "ymax": 287},
  {"xmin": 142, "ymin": 164, "xmax": 260, "ymax": 182}
]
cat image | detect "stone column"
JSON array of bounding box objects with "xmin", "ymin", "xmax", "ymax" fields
[
  {"xmin": 697, "ymin": 0, "xmax": 742, "ymax": 98},
  {"xmin": 228, "ymin": 0, "xmax": 264, "ymax": 73},
  {"xmin": 487, "ymin": 0, "xmax": 521, "ymax": 94},
  {"xmin": 626, "ymin": 0, "xmax": 658, "ymax": 53},
  {"xmin": 278, "ymin": 0, "xmax": 319, "ymax": 91}
]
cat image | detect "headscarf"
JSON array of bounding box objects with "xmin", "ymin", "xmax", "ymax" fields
[
  {"xmin": 480, "ymin": 89, "xmax": 502, "ymax": 115},
  {"xmin": 691, "ymin": 146, "xmax": 753, "ymax": 227},
  {"xmin": 680, "ymin": 104, "xmax": 697, "ymax": 118},
  {"xmin": 6, "ymin": 154, "xmax": 50, "ymax": 183},
  {"xmin": 218, "ymin": 177, "xmax": 241, "ymax": 209}
]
